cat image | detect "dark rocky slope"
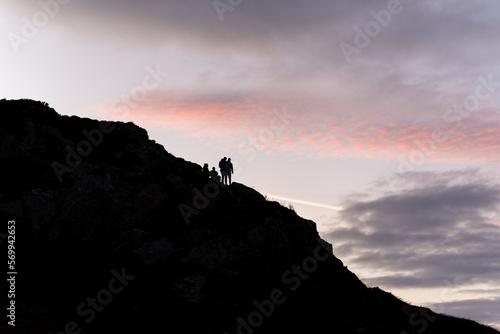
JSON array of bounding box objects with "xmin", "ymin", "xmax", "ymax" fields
[{"xmin": 0, "ymin": 99, "xmax": 498, "ymax": 334}]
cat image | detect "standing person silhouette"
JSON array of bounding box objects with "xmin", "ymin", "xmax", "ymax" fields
[
  {"xmin": 219, "ymin": 157, "xmax": 228, "ymax": 185},
  {"xmin": 226, "ymin": 158, "xmax": 234, "ymax": 185}
]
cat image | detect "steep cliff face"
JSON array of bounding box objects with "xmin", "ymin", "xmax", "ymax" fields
[{"xmin": 1, "ymin": 99, "xmax": 498, "ymax": 334}]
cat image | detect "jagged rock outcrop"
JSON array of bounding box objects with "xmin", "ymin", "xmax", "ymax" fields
[{"xmin": 1, "ymin": 99, "xmax": 498, "ymax": 334}]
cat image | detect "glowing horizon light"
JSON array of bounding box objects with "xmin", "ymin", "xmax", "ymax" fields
[{"xmin": 265, "ymin": 194, "xmax": 344, "ymax": 211}]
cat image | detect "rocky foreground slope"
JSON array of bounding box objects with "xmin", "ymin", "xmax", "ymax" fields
[{"xmin": 0, "ymin": 99, "xmax": 498, "ymax": 334}]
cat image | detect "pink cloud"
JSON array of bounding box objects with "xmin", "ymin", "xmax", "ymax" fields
[
  {"xmin": 97, "ymin": 89, "xmax": 500, "ymax": 163},
  {"xmin": 97, "ymin": 90, "xmax": 288, "ymax": 140}
]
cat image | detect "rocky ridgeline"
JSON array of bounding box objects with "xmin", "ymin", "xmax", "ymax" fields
[{"xmin": 0, "ymin": 99, "xmax": 498, "ymax": 334}]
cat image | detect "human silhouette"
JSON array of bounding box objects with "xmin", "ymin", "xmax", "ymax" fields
[
  {"xmin": 202, "ymin": 163, "xmax": 209, "ymax": 179},
  {"xmin": 227, "ymin": 158, "xmax": 234, "ymax": 185},
  {"xmin": 219, "ymin": 157, "xmax": 228, "ymax": 185},
  {"xmin": 210, "ymin": 167, "xmax": 220, "ymax": 182}
]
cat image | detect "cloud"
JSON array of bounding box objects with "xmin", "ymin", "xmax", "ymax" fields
[
  {"xmin": 5, "ymin": 0, "xmax": 500, "ymax": 93},
  {"xmin": 328, "ymin": 169, "xmax": 500, "ymax": 284},
  {"xmin": 29, "ymin": 0, "xmax": 495, "ymax": 164},
  {"xmin": 7, "ymin": 0, "xmax": 500, "ymax": 158},
  {"xmin": 325, "ymin": 169, "xmax": 500, "ymax": 327},
  {"xmin": 427, "ymin": 298, "xmax": 500, "ymax": 330},
  {"xmin": 96, "ymin": 89, "xmax": 293, "ymax": 142},
  {"xmin": 326, "ymin": 168, "xmax": 500, "ymax": 288},
  {"xmin": 98, "ymin": 86, "xmax": 500, "ymax": 163}
]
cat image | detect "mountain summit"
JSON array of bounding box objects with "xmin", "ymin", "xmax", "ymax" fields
[{"xmin": 0, "ymin": 99, "xmax": 498, "ymax": 334}]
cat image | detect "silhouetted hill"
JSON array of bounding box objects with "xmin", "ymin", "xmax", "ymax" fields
[{"xmin": 1, "ymin": 99, "xmax": 498, "ymax": 334}]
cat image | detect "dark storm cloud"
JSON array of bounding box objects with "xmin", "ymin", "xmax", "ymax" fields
[{"xmin": 328, "ymin": 169, "xmax": 500, "ymax": 289}]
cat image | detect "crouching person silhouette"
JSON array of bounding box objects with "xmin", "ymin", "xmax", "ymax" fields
[
  {"xmin": 202, "ymin": 163, "xmax": 209, "ymax": 179},
  {"xmin": 210, "ymin": 167, "xmax": 220, "ymax": 182}
]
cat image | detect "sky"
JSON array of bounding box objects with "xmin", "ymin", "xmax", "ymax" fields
[{"xmin": 2, "ymin": 0, "xmax": 500, "ymax": 329}]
